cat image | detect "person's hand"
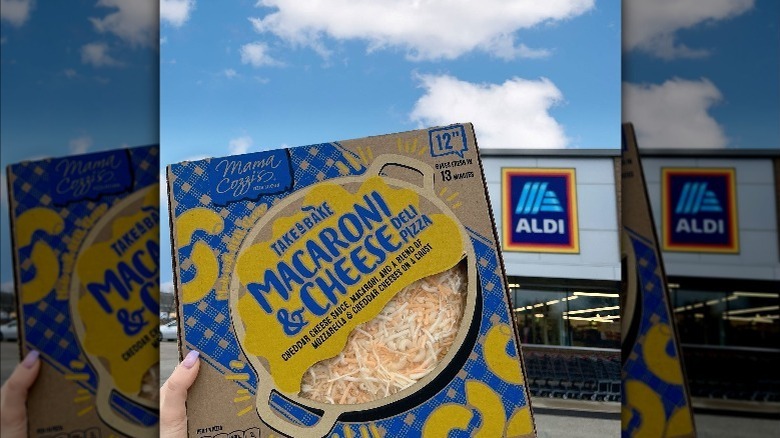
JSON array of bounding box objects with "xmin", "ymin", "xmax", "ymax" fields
[
  {"xmin": 160, "ymin": 350, "xmax": 200, "ymax": 438},
  {"xmin": 1, "ymin": 350, "xmax": 41, "ymax": 438}
]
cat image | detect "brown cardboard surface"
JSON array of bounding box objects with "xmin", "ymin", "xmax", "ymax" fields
[
  {"xmin": 168, "ymin": 124, "xmax": 536, "ymax": 437},
  {"xmin": 6, "ymin": 146, "xmax": 160, "ymax": 438},
  {"xmin": 620, "ymin": 124, "xmax": 695, "ymax": 437}
]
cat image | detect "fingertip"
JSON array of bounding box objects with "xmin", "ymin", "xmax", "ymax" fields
[
  {"xmin": 181, "ymin": 350, "xmax": 199, "ymax": 369},
  {"xmin": 21, "ymin": 350, "xmax": 40, "ymax": 369},
  {"xmin": 2, "ymin": 351, "xmax": 41, "ymax": 398},
  {"xmin": 163, "ymin": 350, "xmax": 200, "ymax": 394},
  {"xmin": 160, "ymin": 350, "xmax": 201, "ymax": 433}
]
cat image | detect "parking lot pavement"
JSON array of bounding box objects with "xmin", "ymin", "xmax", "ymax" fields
[
  {"xmin": 160, "ymin": 339, "xmax": 179, "ymax": 383},
  {"xmin": 694, "ymin": 413, "xmax": 780, "ymax": 438},
  {"xmin": 1, "ymin": 341, "xmax": 20, "ymax": 384},
  {"xmin": 533, "ymin": 410, "xmax": 619, "ymax": 437}
]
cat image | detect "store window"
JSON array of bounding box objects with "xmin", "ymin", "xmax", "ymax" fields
[
  {"xmin": 672, "ymin": 286, "xmax": 779, "ymax": 348},
  {"xmin": 566, "ymin": 292, "xmax": 620, "ymax": 348},
  {"xmin": 508, "ymin": 279, "xmax": 620, "ymax": 349},
  {"xmin": 672, "ymin": 289, "xmax": 727, "ymax": 345},
  {"xmin": 512, "ymin": 290, "xmax": 567, "ymax": 346}
]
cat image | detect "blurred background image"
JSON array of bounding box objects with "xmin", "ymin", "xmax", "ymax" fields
[
  {"xmin": 623, "ymin": 0, "xmax": 780, "ymax": 435},
  {"xmin": 0, "ymin": 0, "xmax": 777, "ymax": 437},
  {"xmin": 159, "ymin": 1, "xmax": 621, "ymax": 436},
  {"xmin": 1, "ymin": 0, "xmax": 159, "ymax": 378},
  {"xmin": 1, "ymin": 1, "xmax": 160, "ymax": 436}
]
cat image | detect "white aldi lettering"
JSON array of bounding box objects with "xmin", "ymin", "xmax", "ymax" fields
[
  {"xmin": 674, "ymin": 218, "xmax": 725, "ymax": 235},
  {"xmin": 502, "ymin": 168, "xmax": 579, "ymax": 253},
  {"xmin": 662, "ymin": 168, "xmax": 738, "ymax": 253},
  {"xmin": 515, "ymin": 218, "xmax": 566, "ymax": 235}
]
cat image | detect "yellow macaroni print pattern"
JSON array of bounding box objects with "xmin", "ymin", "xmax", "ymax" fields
[{"xmin": 7, "ymin": 146, "xmax": 160, "ymax": 436}]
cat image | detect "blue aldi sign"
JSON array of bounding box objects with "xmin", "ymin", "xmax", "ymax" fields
[
  {"xmin": 502, "ymin": 168, "xmax": 579, "ymax": 253},
  {"xmin": 662, "ymin": 168, "xmax": 739, "ymax": 253}
]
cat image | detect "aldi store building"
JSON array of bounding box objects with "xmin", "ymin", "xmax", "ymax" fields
[
  {"xmin": 640, "ymin": 149, "xmax": 779, "ymax": 413},
  {"xmin": 481, "ymin": 149, "xmax": 623, "ymax": 407},
  {"xmin": 479, "ymin": 148, "xmax": 779, "ymax": 412}
]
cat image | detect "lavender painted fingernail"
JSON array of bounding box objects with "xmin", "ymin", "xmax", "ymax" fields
[
  {"xmin": 22, "ymin": 350, "xmax": 40, "ymax": 369},
  {"xmin": 182, "ymin": 350, "xmax": 200, "ymax": 369}
]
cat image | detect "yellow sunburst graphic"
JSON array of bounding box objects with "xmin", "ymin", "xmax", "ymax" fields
[
  {"xmin": 334, "ymin": 146, "xmax": 366, "ymax": 175},
  {"xmin": 396, "ymin": 138, "xmax": 426, "ymax": 157},
  {"xmin": 68, "ymin": 361, "xmax": 95, "ymax": 416},
  {"xmin": 438, "ymin": 186, "xmax": 463, "ymax": 210},
  {"xmin": 227, "ymin": 360, "xmax": 254, "ymax": 417},
  {"xmin": 336, "ymin": 423, "xmax": 383, "ymax": 438}
]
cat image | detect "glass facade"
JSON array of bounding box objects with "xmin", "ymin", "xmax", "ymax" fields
[
  {"xmin": 508, "ymin": 278, "xmax": 620, "ymax": 349},
  {"xmin": 671, "ymin": 286, "xmax": 779, "ymax": 348},
  {"xmin": 507, "ymin": 278, "xmax": 778, "ymax": 351}
]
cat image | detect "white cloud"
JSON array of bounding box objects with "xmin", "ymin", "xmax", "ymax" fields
[
  {"xmin": 623, "ymin": 0, "xmax": 754, "ymax": 59},
  {"xmin": 159, "ymin": 170, "xmax": 168, "ymax": 221},
  {"xmin": 160, "ymin": 280, "xmax": 174, "ymax": 293},
  {"xmin": 240, "ymin": 42, "xmax": 281, "ymax": 67},
  {"xmin": 250, "ymin": 0, "xmax": 593, "ymax": 61},
  {"xmin": 1, "ymin": 280, "xmax": 14, "ymax": 293},
  {"xmin": 623, "ymin": 78, "xmax": 727, "ymax": 149},
  {"xmin": 89, "ymin": 0, "xmax": 158, "ymax": 48},
  {"xmin": 223, "ymin": 68, "xmax": 237, "ymax": 78},
  {"xmin": 69, "ymin": 135, "xmax": 93, "ymax": 154},
  {"xmin": 228, "ymin": 136, "xmax": 253, "ymax": 155},
  {"xmin": 410, "ymin": 74, "xmax": 568, "ymax": 149},
  {"xmin": 81, "ymin": 42, "xmax": 123, "ymax": 67},
  {"xmin": 63, "ymin": 68, "xmax": 77, "ymax": 78},
  {"xmin": 161, "ymin": 0, "xmax": 195, "ymax": 27},
  {"xmin": 0, "ymin": 0, "xmax": 34, "ymax": 27},
  {"xmin": 182, "ymin": 154, "xmax": 209, "ymax": 163}
]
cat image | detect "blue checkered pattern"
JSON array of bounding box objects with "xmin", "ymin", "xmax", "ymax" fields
[
  {"xmin": 292, "ymin": 229, "xmax": 529, "ymax": 437},
  {"xmin": 172, "ymin": 144, "xmax": 530, "ymax": 436},
  {"xmin": 22, "ymin": 297, "xmax": 99, "ymax": 388},
  {"xmin": 269, "ymin": 392, "xmax": 321, "ymax": 427},
  {"xmin": 110, "ymin": 390, "xmax": 159, "ymax": 426},
  {"xmin": 172, "ymin": 143, "xmax": 365, "ymax": 391},
  {"xmin": 348, "ymin": 232, "xmax": 528, "ymax": 437},
  {"xmin": 623, "ymin": 228, "xmax": 690, "ymax": 434},
  {"xmin": 8, "ymin": 145, "xmax": 159, "ymax": 424}
]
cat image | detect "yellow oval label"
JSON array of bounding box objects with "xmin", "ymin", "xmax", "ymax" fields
[
  {"xmin": 75, "ymin": 186, "xmax": 160, "ymax": 395},
  {"xmin": 234, "ymin": 176, "xmax": 464, "ymax": 394}
]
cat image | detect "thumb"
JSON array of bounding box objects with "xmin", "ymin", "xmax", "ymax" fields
[
  {"xmin": 160, "ymin": 350, "xmax": 200, "ymax": 438},
  {"xmin": 1, "ymin": 350, "xmax": 41, "ymax": 438}
]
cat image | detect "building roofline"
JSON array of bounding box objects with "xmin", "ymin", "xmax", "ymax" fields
[
  {"xmin": 478, "ymin": 148, "xmax": 620, "ymax": 157},
  {"xmin": 478, "ymin": 148, "xmax": 780, "ymax": 158},
  {"xmin": 638, "ymin": 148, "xmax": 780, "ymax": 158}
]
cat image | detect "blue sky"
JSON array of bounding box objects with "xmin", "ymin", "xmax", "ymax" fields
[
  {"xmin": 159, "ymin": 0, "xmax": 621, "ymax": 286},
  {"xmin": 1, "ymin": 0, "xmax": 158, "ymax": 290},
  {"xmin": 160, "ymin": 1, "xmax": 620, "ymax": 156},
  {"xmin": 3, "ymin": 1, "xmax": 775, "ymax": 289},
  {"xmin": 623, "ymin": 0, "xmax": 780, "ymax": 149}
]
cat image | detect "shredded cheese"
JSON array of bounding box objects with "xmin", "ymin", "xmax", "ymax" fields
[
  {"xmin": 139, "ymin": 364, "xmax": 159, "ymax": 402},
  {"xmin": 300, "ymin": 263, "xmax": 466, "ymax": 405}
]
